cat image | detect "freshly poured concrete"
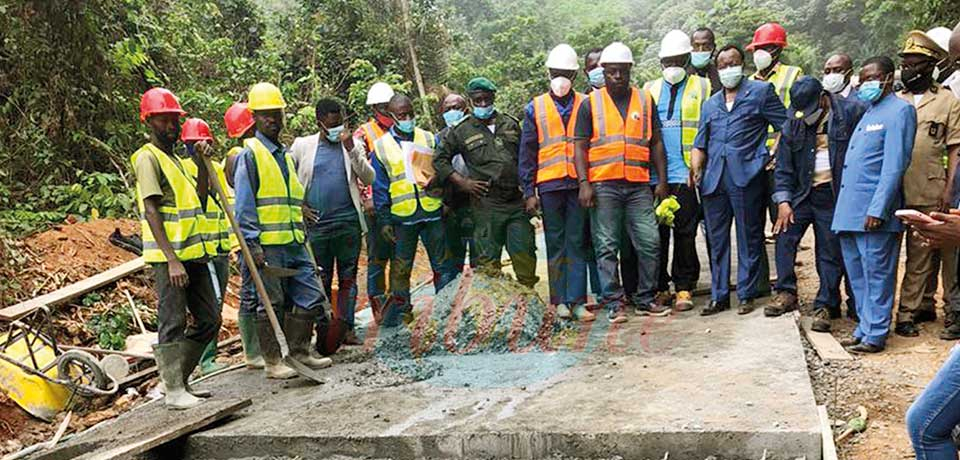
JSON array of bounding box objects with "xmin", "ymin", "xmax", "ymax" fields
[{"xmin": 184, "ymin": 307, "xmax": 821, "ymax": 460}]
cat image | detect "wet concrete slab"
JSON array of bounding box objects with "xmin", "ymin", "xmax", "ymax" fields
[{"xmin": 182, "ymin": 306, "xmax": 820, "ymax": 460}]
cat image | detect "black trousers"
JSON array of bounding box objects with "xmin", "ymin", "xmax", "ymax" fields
[
  {"xmin": 655, "ymin": 183, "xmax": 701, "ymax": 292},
  {"xmin": 154, "ymin": 258, "xmax": 224, "ymax": 344}
]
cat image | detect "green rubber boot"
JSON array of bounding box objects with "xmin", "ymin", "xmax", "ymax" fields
[
  {"xmin": 199, "ymin": 339, "xmax": 228, "ymax": 376},
  {"xmin": 238, "ymin": 315, "xmax": 264, "ymax": 369}
]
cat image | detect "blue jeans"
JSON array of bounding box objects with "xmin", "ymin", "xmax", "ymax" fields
[
  {"xmin": 541, "ymin": 189, "xmax": 589, "ymax": 306},
  {"xmin": 839, "ymin": 231, "xmax": 900, "ymax": 347},
  {"xmin": 308, "ymin": 219, "xmax": 361, "ymax": 328},
  {"xmin": 253, "ymin": 243, "xmax": 327, "ymax": 316},
  {"xmin": 702, "ymin": 167, "xmax": 766, "ymax": 302},
  {"xmin": 366, "ymin": 214, "xmax": 393, "ymax": 300},
  {"xmin": 589, "ymin": 181, "xmax": 658, "ymax": 311},
  {"xmin": 774, "ymin": 185, "xmax": 843, "ymax": 309},
  {"xmin": 907, "ymin": 344, "xmax": 960, "ymax": 459}
]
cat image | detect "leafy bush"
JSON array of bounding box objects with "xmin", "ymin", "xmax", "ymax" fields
[{"xmin": 86, "ymin": 297, "xmax": 134, "ymax": 351}]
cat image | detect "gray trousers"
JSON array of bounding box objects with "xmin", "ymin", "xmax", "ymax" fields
[{"xmin": 154, "ymin": 257, "xmax": 226, "ymax": 344}]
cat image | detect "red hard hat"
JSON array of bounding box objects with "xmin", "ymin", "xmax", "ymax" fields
[
  {"xmin": 139, "ymin": 87, "xmax": 186, "ymax": 122},
  {"xmin": 180, "ymin": 118, "xmax": 214, "ymax": 142},
  {"xmin": 223, "ymin": 102, "xmax": 255, "ymax": 138},
  {"xmin": 746, "ymin": 22, "xmax": 788, "ymax": 51}
]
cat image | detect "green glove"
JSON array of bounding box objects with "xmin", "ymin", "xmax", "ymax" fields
[{"xmin": 655, "ymin": 195, "xmax": 681, "ymax": 227}]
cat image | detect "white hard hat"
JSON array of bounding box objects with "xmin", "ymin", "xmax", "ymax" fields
[
  {"xmin": 366, "ymin": 82, "xmax": 395, "ymax": 106},
  {"xmin": 659, "ymin": 29, "xmax": 694, "ymax": 58},
  {"xmin": 926, "ymin": 27, "xmax": 952, "ymax": 54},
  {"xmin": 599, "ymin": 42, "xmax": 634, "ymax": 65},
  {"xmin": 545, "ymin": 44, "xmax": 579, "ymax": 70}
]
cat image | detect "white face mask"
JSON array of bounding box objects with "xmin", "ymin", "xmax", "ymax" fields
[
  {"xmin": 822, "ymin": 72, "xmax": 847, "ymax": 93},
  {"xmin": 550, "ymin": 76, "xmax": 572, "ymax": 97},
  {"xmin": 662, "ymin": 66, "xmax": 687, "ymax": 85},
  {"xmin": 753, "ymin": 49, "xmax": 773, "ymax": 71}
]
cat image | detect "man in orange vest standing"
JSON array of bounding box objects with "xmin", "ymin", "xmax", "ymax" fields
[
  {"xmin": 519, "ymin": 44, "xmax": 596, "ymax": 322},
  {"xmin": 354, "ymin": 82, "xmax": 395, "ymax": 322},
  {"xmin": 573, "ymin": 42, "xmax": 670, "ymax": 324}
]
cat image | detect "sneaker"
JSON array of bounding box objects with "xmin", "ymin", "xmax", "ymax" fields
[
  {"xmin": 556, "ymin": 304, "xmax": 572, "ymax": 320},
  {"xmin": 810, "ymin": 308, "xmax": 832, "ymax": 333},
  {"xmin": 608, "ymin": 307, "xmax": 629, "ymax": 324},
  {"xmin": 572, "ymin": 305, "xmax": 596, "ymax": 322},
  {"xmin": 636, "ymin": 302, "xmax": 672, "ymax": 317},
  {"xmin": 764, "ymin": 291, "xmax": 798, "ymax": 317},
  {"xmin": 654, "ymin": 291, "xmax": 674, "ymax": 308},
  {"xmin": 674, "ymin": 291, "xmax": 695, "ymax": 312}
]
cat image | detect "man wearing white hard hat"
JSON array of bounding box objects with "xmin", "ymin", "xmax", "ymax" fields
[
  {"xmin": 573, "ymin": 41, "xmax": 669, "ymax": 324},
  {"xmin": 354, "ymin": 82, "xmax": 396, "ymax": 323},
  {"xmin": 642, "ymin": 30, "xmax": 712, "ymax": 313},
  {"xmin": 519, "ymin": 44, "xmax": 595, "ymax": 322},
  {"xmin": 926, "ymin": 27, "xmax": 957, "ymax": 86}
]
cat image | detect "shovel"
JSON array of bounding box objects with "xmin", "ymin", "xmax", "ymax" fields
[
  {"xmin": 200, "ymin": 155, "xmax": 325, "ymax": 384},
  {"xmin": 124, "ymin": 290, "xmax": 157, "ymax": 356}
]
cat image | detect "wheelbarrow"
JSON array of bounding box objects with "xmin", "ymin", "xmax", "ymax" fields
[{"xmin": 0, "ymin": 307, "xmax": 118, "ymax": 421}]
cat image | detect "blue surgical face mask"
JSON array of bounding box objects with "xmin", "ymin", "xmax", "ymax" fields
[
  {"xmin": 395, "ymin": 118, "xmax": 416, "ymax": 134},
  {"xmin": 443, "ymin": 109, "xmax": 465, "ymax": 127},
  {"xmin": 857, "ymin": 80, "xmax": 885, "ymax": 103},
  {"xmin": 324, "ymin": 124, "xmax": 345, "ymax": 142},
  {"xmin": 473, "ymin": 105, "xmax": 495, "ymax": 120},
  {"xmin": 588, "ymin": 67, "xmax": 605, "ymax": 88},
  {"xmin": 691, "ymin": 51, "xmax": 712, "ymax": 69},
  {"xmin": 718, "ymin": 66, "xmax": 743, "ymax": 89}
]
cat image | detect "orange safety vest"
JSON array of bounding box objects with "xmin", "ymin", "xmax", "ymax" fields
[
  {"xmin": 587, "ymin": 87, "xmax": 653, "ymax": 183},
  {"xmin": 533, "ymin": 92, "xmax": 583, "ymax": 184},
  {"xmin": 360, "ymin": 119, "xmax": 387, "ymax": 153}
]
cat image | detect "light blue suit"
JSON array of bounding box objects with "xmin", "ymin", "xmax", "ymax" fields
[{"xmin": 832, "ymin": 92, "xmax": 916, "ymax": 347}]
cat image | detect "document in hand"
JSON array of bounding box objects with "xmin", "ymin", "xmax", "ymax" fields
[{"xmin": 401, "ymin": 141, "xmax": 436, "ymax": 187}]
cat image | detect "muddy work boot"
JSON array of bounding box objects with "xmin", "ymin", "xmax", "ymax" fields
[
  {"xmin": 285, "ymin": 308, "xmax": 333, "ymax": 370},
  {"xmin": 180, "ymin": 339, "xmax": 213, "ymax": 398},
  {"xmin": 674, "ymin": 290, "xmax": 695, "ymax": 312},
  {"xmin": 237, "ymin": 314, "xmax": 264, "ymax": 369},
  {"xmin": 256, "ymin": 316, "xmax": 298, "ymax": 380},
  {"xmin": 810, "ymin": 308, "xmax": 832, "ymax": 333},
  {"xmin": 153, "ymin": 342, "xmax": 203, "ymax": 410},
  {"xmin": 764, "ymin": 291, "xmax": 798, "ymax": 317}
]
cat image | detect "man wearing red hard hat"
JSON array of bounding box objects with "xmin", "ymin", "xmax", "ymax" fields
[{"xmin": 131, "ymin": 88, "xmax": 224, "ymax": 410}]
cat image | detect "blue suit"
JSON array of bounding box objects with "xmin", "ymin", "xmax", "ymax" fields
[
  {"xmin": 832, "ymin": 92, "xmax": 916, "ymax": 347},
  {"xmin": 694, "ymin": 79, "xmax": 787, "ymax": 302}
]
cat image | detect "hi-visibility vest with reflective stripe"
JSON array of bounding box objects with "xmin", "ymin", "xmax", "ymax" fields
[
  {"xmin": 533, "ymin": 92, "xmax": 583, "ymax": 184},
  {"xmin": 752, "ymin": 64, "xmax": 803, "ymax": 147},
  {"xmin": 179, "ymin": 156, "xmax": 236, "ymax": 252},
  {"xmin": 373, "ymin": 128, "xmax": 442, "ymax": 217},
  {"xmin": 587, "ymin": 87, "xmax": 654, "ymax": 183},
  {"xmin": 644, "ymin": 75, "xmax": 711, "ymax": 167},
  {"xmin": 360, "ymin": 119, "xmax": 387, "ymax": 153},
  {"xmin": 131, "ymin": 143, "xmax": 209, "ymax": 263},
  {"xmin": 246, "ymin": 137, "xmax": 306, "ymax": 246}
]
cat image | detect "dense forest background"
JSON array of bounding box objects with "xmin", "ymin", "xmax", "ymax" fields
[{"xmin": 0, "ymin": 0, "xmax": 957, "ymax": 236}]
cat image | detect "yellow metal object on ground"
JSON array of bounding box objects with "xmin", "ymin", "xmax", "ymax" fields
[{"xmin": 0, "ymin": 329, "xmax": 71, "ymax": 421}]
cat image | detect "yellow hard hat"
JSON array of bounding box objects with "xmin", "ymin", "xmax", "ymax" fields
[
  {"xmin": 901, "ymin": 30, "xmax": 947, "ymax": 60},
  {"xmin": 247, "ymin": 82, "xmax": 287, "ymax": 111}
]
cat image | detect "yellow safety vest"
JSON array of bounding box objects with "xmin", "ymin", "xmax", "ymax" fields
[
  {"xmin": 246, "ymin": 137, "xmax": 306, "ymax": 246},
  {"xmin": 131, "ymin": 143, "xmax": 209, "ymax": 263},
  {"xmin": 178, "ymin": 156, "xmax": 236, "ymax": 252},
  {"xmin": 373, "ymin": 128, "xmax": 442, "ymax": 217},
  {"xmin": 644, "ymin": 75, "xmax": 711, "ymax": 167},
  {"xmin": 752, "ymin": 63, "xmax": 803, "ymax": 148}
]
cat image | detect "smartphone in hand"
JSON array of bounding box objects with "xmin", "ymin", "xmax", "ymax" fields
[{"xmin": 895, "ymin": 209, "xmax": 944, "ymax": 226}]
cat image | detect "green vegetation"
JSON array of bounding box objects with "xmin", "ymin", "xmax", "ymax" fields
[{"xmin": 0, "ymin": 0, "xmax": 956, "ymax": 236}]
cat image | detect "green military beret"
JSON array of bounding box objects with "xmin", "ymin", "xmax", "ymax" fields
[{"xmin": 466, "ymin": 77, "xmax": 497, "ymax": 93}]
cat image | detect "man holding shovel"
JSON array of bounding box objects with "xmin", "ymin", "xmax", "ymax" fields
[
  {"xmin": 132, "ymin": 88, "xmax": 222, "ymax": 409},
  {"xmin": 232, "ymin": 82, "xmax": 333, "ymax": 379}
]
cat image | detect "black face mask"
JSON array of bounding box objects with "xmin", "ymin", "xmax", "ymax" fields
[{"xmin": 902, "ymin": 66, "xmax": 933, "ymax": 92}]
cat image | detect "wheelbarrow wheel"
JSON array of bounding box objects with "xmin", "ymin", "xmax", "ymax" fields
[{"xmin": 57, "ymin": 350, "xmax": 109, "ymax": 397}]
